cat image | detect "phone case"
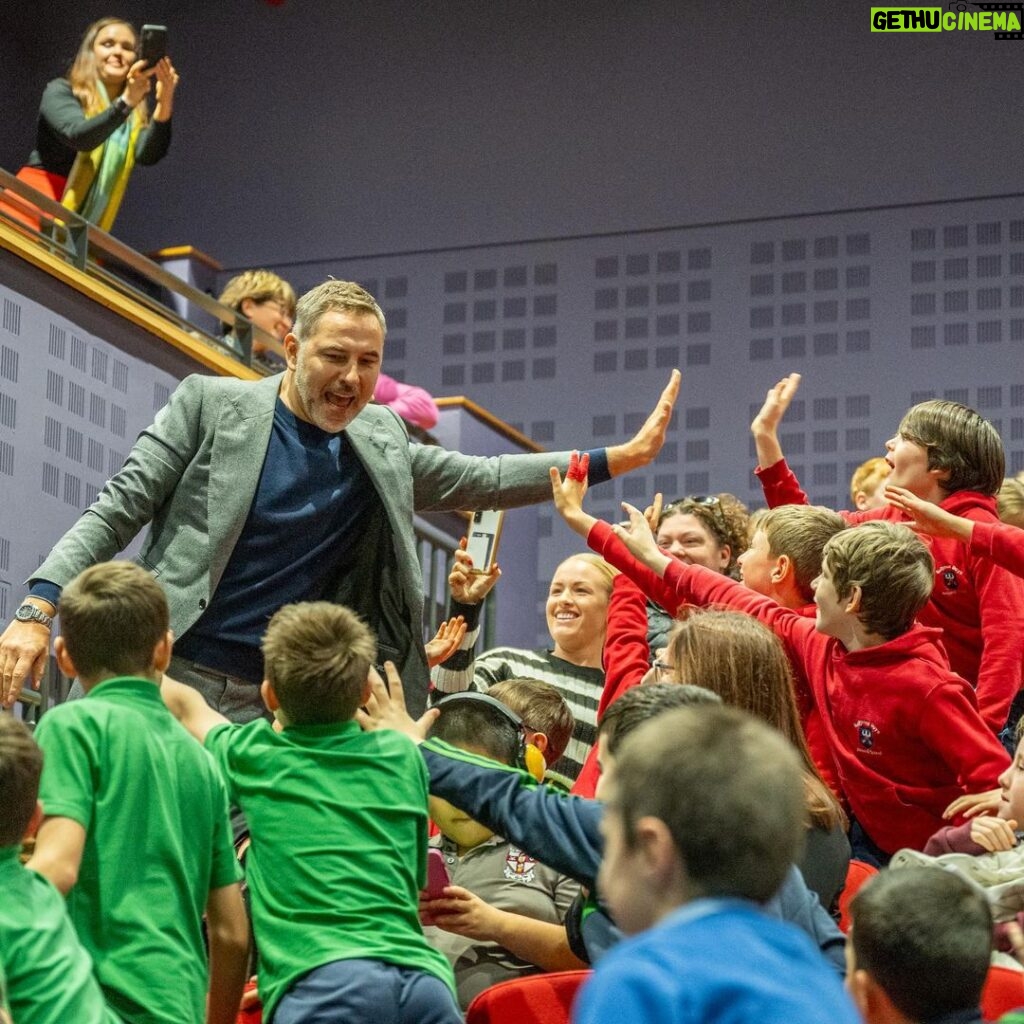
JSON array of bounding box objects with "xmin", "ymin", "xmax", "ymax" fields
[
  {"xmin": 465, "ymin": 509, "xmax": 505, "ymax": 573},
  {"xmin": 424, "ymin": 848, "xmax": 450, "ymax": 899}
]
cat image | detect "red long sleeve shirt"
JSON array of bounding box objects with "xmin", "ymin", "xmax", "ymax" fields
[
  {"xmin": 757, "ymin": 458, "xmax": 1024, "ymax": 731},
  {"xmin": 588, "ymin": 519, "xmax": 1010, "ymax": 854}
]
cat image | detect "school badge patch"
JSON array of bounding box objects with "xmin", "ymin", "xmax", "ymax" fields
[{"xmin": 504, "ymin": 845, "xmax": 537, "ymax": 884}]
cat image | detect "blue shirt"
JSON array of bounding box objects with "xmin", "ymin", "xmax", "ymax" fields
[{"xmin": 574, "ymin": 899, "xmax": 860, "ymax": 1024}]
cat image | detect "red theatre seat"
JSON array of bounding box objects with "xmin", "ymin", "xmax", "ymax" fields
[
  {"xmin": 981, "ymin": 964, "xmax": 1024, "ymax": 1022},
  {"xmin": 465, "ymin": 970, "xmax": 591, "ymax": 1024}
]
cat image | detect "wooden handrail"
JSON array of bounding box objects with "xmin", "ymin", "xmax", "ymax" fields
[
  {"xmin": 435, "ymin": 396, "xmax": 545, "ymax": 453},
  {"xmin": 0, "ymin": 218, "xmax": 259, "ymax": 379}
]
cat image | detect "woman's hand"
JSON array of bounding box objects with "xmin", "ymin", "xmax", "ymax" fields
[
  {"xmin": 122, "ymin": 59, "xmax": 154, "ymax": 108},
  {"xmin": 153, "ymin": 57, "xmax": 179, "ymax": 121},
  {"xmin": 425, "ymin": 616, "xmax": 467, "ymax": 668},
  {"xmin": 449, "ymin": 540, "xmax": 501, "ymax": 605}
]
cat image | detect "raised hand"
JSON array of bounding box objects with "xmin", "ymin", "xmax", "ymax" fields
[
  {"xmin": 607, "ymin": 370, "xmax": 681, "ymax": 475},
  {"xmin": 355, "ymin": 662, "xmax": 438, "ymax": 741},
  {"xmin": 643, "ymin": 492, "xmax": 664, "ymax": 534},
  {"xmin": 550, "ymin": 451, "xmax": 595, "ymax": 538},
  {"xmin": 122, "ymin": 59, "xmax": 155, "ymax": 108},
  {"xmin": 612, "ymin": 502, "xmax": 671, "ymax": 574},
  {"xmin": 152, "ymin": 56, "xmax": 179, "ymax": 120},
  {"xmin": 449, "ymin": 539, "xmax": 501, "ymax": 605},
  {"xmin": 751, "ymin": 372, "xmax": 801, "ymax": 469},
  {"xmin": 425, "ymin": 616, "xmax": 467, "ymax": 668}
]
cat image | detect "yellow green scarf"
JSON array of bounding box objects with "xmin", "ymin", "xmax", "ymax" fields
[{"xmin": 61, "ymin": 86, "xmax": 141, "ymax": 231}]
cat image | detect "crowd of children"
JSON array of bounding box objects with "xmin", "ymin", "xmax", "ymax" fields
[{"xmin": 7, "ymin": 377, "xmax": 1024, "ymax": 1023}]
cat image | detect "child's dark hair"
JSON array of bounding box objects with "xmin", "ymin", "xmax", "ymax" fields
[
  {"xmin": 898, "ymin": 399, "xmax": 1004, "ymax": 496},
  {"xmin": 609, "ymin": 705, "xmax": 805, "ymax": 903},
  {"xmin": 428, "ymin": 696, "xmax": 522, "ymax": 766},
  {"xmin": 261, "ymin": 602, "xmax": 376, "ymax": 725},
  {"xmin": 850, "ymin": 868, "xmax": 992, "ymax": 1021},
  {"xmin": 487, "ymin": 678, "xmax": 574, "ymax": 765},
  {"xmin": 59, "ymin": 561, "xmax": 169, "ymax": 680},
  {"xmin": 598, "ymin": 683, "xmax": 721, "ymax": 757},
  {"xmin": 0, "ymin": 715, "xmax": 44, "ymax": 846}
]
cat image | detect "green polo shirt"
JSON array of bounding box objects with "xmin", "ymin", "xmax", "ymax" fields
[
  {"xmin": 204, "ymin": 717, "xmax": 455, "ymax": 1021},
  {"xmin": 34, "ymin": 677, "xmax": 241, "ymax": 1024},
  {"xmin": 0, "ymin": 845, "xmax": 121, "ymax": 1024}
]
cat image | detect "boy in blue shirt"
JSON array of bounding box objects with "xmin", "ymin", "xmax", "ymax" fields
[{"xmin": 574, "ymin": 704, "xmax": 859, "ymax": 1024}]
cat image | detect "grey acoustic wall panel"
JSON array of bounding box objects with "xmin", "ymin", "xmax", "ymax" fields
[
  {"xmin": 0, "ymin": 283, "xmax": 179, "ymax": 612},
  {"xmin": 265, "ymin": 196, "xmax": 1024, "ymax": 647}
]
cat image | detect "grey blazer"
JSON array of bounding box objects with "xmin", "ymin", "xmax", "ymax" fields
[{"xmin": 34, "ymin": 373, "xmax": 573, "ymax": 712}]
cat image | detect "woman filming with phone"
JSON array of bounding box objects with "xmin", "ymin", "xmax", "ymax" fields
[
  {"xmin": 433, "ymin": 523, "xmax": 615, "ymax": 783},
  {"xmin": 4, "ymin": 18, "xmax": 178, "ymax": 231}
]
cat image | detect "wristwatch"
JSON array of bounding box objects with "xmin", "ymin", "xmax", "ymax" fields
[
  {"xmin": 113, "ymin": 95, "xmax": 131, "ymax": 117},
  {"xmin": 15, "ymin": 603, "xmax": 54, "ymax": 629}
]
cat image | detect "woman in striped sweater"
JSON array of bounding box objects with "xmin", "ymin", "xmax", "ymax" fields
[{"xmin": 432, "ymin": 546, "xmax": 614, "ymax": 781}]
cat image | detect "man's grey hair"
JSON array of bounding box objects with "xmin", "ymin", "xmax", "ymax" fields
[{"xmin": 293, "ymin": 279, "xmax": 387, "ymax": 343}]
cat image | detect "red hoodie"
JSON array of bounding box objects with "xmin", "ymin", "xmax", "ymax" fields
[
  {"xmin": 757, "ymin": 458, "xmax": 1024, "ymax": 731},
  {"xmin": 972, "ymin": 520, "xmax": 1024, "ymax": 581},
  {"xmin": 588, "ymin": 519, "xmax": 1010, "ymax": 854}
]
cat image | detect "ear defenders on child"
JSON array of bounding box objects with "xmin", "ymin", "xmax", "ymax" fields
[{"xmin": 434, "ymin": 691, "xmax": 546, "ymax": 782}]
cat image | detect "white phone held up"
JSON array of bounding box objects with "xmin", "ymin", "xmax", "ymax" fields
[{"xmin": 465, "ymin": 509, "xmax": 504, "ymax": 574}]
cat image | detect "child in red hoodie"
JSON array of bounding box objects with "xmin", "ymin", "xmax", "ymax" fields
[
  {"xmin": 887, "ymin": 483, "xmax": 1024, "ymax": 584},
  {"xmin": 750, "ymin": 373, "xmax": 1024, "ymax": 733},
  {"xmin": 549, "ymin": 454, "xmax": 1009, "ymax": 864}
]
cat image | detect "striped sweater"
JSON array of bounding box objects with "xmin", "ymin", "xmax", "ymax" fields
[{"xmin": 433, "ymin": 599, "xmax": 605, "ymax": 780}]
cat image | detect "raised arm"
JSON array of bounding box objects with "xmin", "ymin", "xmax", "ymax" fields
[
  {"xmin": 357, "ymin": 665, "xmax": 603, "ymax": 886},
  {"xmin": 161, "ymin": 675, "xmax": 229, "ymax": 744},
  {"xmin": 605, "ymin": 369, "xmax": 680, "ymax": 476},
  {"xmin": 750, "ymin": 373, "xmax": 802, "ymax": 471},
  {"xmin": 431, "ymin": 542, "xmax": 502, "ymax": 696}
]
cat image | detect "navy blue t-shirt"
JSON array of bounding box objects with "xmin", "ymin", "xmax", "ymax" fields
[{"xmin": 175, "ymin": 400, "xmax": 379, "ymax": 681}]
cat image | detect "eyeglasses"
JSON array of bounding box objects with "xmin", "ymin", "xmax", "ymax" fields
[
  {"xmin": 662, "ymin": 494, "xmax": 728, "ymax": 539},
  {"xmin": 652, "ymin": 659, "xmax": 675, "ymax": 682}
]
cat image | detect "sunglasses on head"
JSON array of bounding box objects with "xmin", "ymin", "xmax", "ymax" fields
[{"xmin": 662, "ymin": 494, "xmax": 727, "ymax": 537}]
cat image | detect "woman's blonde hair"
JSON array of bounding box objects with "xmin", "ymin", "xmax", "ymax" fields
[
  {"xmin": 68, "ymin": 18, "xmax": 147, "ymax": 125},
  {"xmin": 666, "ymin": 609, "xmax": 846, "ymax": 832},
  {"xmin": 556, "ymin": 552, "xmax": 616, "ymax": 595}
]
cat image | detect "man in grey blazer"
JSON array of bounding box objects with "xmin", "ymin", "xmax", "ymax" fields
[{"xmin": 0, "ymin": 280, "xmax": 679, "ymax": 719}]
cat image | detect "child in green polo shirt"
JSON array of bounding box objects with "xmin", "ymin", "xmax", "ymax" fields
[
  {"xmin": 161, "ymin": 600, "xmax": 461, "ymax": 1024},
  {"xmin": 0, "ymin": 714, "xmax": 120, "ymax": 1024},
  {"xmin": 26, "ymin": 562, "xmax": 249, "ymax": 1024}
]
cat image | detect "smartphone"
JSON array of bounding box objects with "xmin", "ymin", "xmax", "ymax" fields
[
  {"xmin": 424, "ymin": 848, "xmax": 450, "ymax": 900},
  {"xmin": 139, "ymin": 24, "xmax": 168, "ymax": 67},
  {"xmin": 465, "ymin": 509, "xmax": 504, "ymax": 574}
]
